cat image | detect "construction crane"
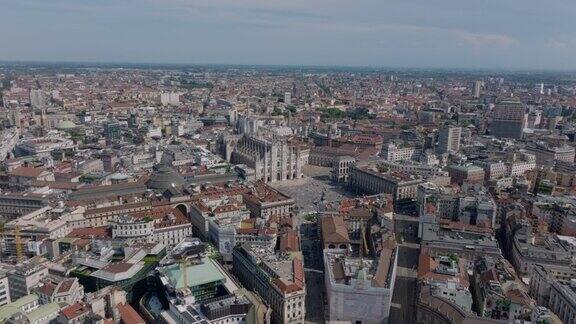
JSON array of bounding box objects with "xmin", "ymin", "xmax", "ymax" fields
[
  {"xmin": 360, "ymin": 222, "xmax": 369, "ymax": 257},
  {"xmin": 15, "ymin": 226, "xmax": 23, "ymax": 263},
  {"xmin": 179, "ymin": 257, "xmax": 190, "ymax": 290}
]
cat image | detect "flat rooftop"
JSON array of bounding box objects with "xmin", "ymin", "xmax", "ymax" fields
[{"xmin": 159, "ymin": 258, "xmax": 225, "ymax": 290}]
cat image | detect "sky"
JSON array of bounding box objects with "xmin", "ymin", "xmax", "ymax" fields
[{"xmin": 0, "ymin": 0, "xmax": 575, "ymax": 69}]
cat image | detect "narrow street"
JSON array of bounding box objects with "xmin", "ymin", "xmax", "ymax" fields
[
  {"xmin": 389, "ymin": 214, "xmax": 420, "ymax": 324},
  {"xmin": 300, "ymin": 222, "xmax": 326, "ymax": 323}
]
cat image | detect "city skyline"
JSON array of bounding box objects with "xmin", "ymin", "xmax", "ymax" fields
[
  {"xmin": 0, "ymin": 57, "xmax": 575, "ymax": 324},
  {"xmin": 1, "ymin": 0, "xmax": 576, "ymax": 69},
  {"xmin": 0, "ymin": 1, "xmax": 575, "ymax": 323}
]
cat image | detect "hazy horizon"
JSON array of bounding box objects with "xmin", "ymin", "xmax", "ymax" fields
[{"xmin": 1, "ymin": 0, "xmax": 576, "ymax": 70}]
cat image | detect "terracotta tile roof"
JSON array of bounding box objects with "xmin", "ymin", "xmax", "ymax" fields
[
  {"xmin": 117, "ymin": 303, "xmax": 145, "ymax": 324},
  {"xmin": 506, "ymin": 288, "xmax": 533, "ymax": 306},
  {"xmin": 372, "ymin": 246, "xmax": 393, "ymax": 288},
  {"xmin": 438, "ymin": 219, "xmax": 493, "ymax": 234},
  {"xmin": 38, "ymin": 281, "xmax": 57, "ymax": 296},
  {"xmin": 279, "ymin": 228, "xmax": 300, "ymax": 252},
  {"xmin": 346, "ymin": 207, "xmax": 373, "ymax": 220},
  {"xmin": 293, "ymin": 258, "xmax": 304, "ymax": 285},
  {"xmin": 418, "ymin": 249, "xmax": 470, "ymax": 289},
  {"xmin": 272, "ymin": 278, "xmax": 302, "ymax": 294},
  {"xmin": 243, "ymin": 181, "xmax": 292, "ymax": 204},
  {"xmin": 69, "ymin": 226, "xmax": 111, "ymax": 239},
  {"xmin": 131, "ymin": 206, "xmax": 189, "ymax": 228},
  {"xmin": 267, "ymin": 214, "xmax": 294, "ymax": 228},
  {"xmin": 32, "ymin": 180, "xmax": 80, "ymax": 190},
  {"xmin": 271, "ymin": 258, "xmax": 305, "ymax": 294},
  {"xmin": 84, "ymin": 201, "xmax": 151, "ymax": 216},
  {"xmin": 57, "ymin": 278, "xmax": 75, "ymax": 294},
  {"xmin": 11, "ymin": 166, "xmax": 46, "ymax": 178},
  {"xmin": 61, "ymin": 302, "xmax": 90, "ymax": 320},
  {"xmin": 480, "ymin": 269, "xmax": 498, "ymax": 284},
  {"xmin": 103, "ymin": 262, "xmax": 133, "ymax": 274},
  {"xmin": 321, "ymin": 215, "xmax": 349, "ymax": 246}
]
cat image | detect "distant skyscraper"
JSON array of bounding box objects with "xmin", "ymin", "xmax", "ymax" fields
[
  {"xmin": 101, "ymin": 152, "xmax": 118, "ymax": 172},
  {"xmin": 128, "ymin": 113, "xmax": 138, "ymax": 129},
  {"xmin": 12, "ymin": 109, "xmax": 21, "ymax": 128},
  {"xmin": 284, "ymin": 92, "xmax": 291, "ymax": 105},
  {"xmin": 490, "ymin": 100, "xmax": 526, "ymax": 139},
  {"xmin": 160, "ymin": 92, "xmax": 180, "ymax": 106},
  {"xmin": 29, "ymin": 89, "xmax": 44, "ymax": 108},
  {"xmin": 437, "ymin": 125, "xmax": 462, "ymax": 154},
  {"xmin": 538, "ymin": 83, "xmax": 544, "ymax": 95},
  {"xmin": 104, "ymin": 121, "xmax": 122, "ymax": 141},
  {"xmin": 473, "ymin": 81, "xmax": 482, "ymax": 98},
  {"xmin": 40, "ymin": 108, "xmax": 49, "ymax": 130},
  {"xmin": 51, "ymin": 90, "xmax": 61, "ymax": 100}
]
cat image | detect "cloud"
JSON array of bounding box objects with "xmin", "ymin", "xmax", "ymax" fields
[
  {"xmin": 0, "ymin": 0, "xmax": 573, "ymax": 68},
  {"xmin": 547, "ymin": 38, "xmax": 576, "ymax": 49},
  {"xmin": 294, "ymin": 22, "xmax": 516, "ymax": 49},
  {"xmin": 144, "ymin": 2, "xmax": 520, "ymax": 51},
  {"xmin": 454, "ymin": 30, "xmax": 516, "ymax": 48}
]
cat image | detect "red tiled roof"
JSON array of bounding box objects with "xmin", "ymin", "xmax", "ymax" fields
[
  {"xmin": 103, "ymin": 262, "xmax": 133, "ymax": 274},
  {"xmin": 11, "ymin": 166, "xmax": 47, "ymax": 178},
  {"xmin": 293, "ymin": 258, "xmax": 304, "ymax": 285},
  {"xmin": 38, "ymin": 281, "xmax": 57, "ymax": 296},
  {"xmin": 279, "ymin": 228, "xmax": 300, "ymax": 252},
  {"xmin": 68, "ymin": 226, "xmax": 111, "ymax": 239},
  {"xmin": 61, "ymin": 302, "xmax": 90, "ymax": 320},
  {"xmin": 117, "ymin": 303, "xmax": 145, "ymax": 324},
  {"xmin": 321, "ymin": 215, "xmax": 349, "ymax": 246},
  {"xmin": 32, "ymin": 180, "xmax": 81, "ymax": 190},
  {"xmin": 480, "ymin": 269, "xmax": 498, "ymax": 284},
  {"xmin": 57, "ymin": 278, "xmax": 75, "ymax": 294}
]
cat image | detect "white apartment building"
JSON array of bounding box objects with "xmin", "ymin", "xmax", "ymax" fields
[
  {"xmin": 284, "ymin": 92, "xmax": 292, "ymax": 105},
  {"xmin": 36, "ymin": 278, "xmax": 84, "ymax": 306},
  {"xmin": 477, "ymin": 161, "xmax": 508, "ymax": 180},
  {"xmin": 160, "ymin": 92, "xmax": 181, "ymax": 106},
  {"xmin": 380, "ymin": 142, "xmax": 420, "ymax": 161},
  {"xmin": 3, "ymin": 207, "xmax": 70, "ymax": 258},
  {"xmin": 189, "ymin": 197, "xmax": 251, "ymax": 239},
  {"xmin": 323, "ymin": 248, "xmax": 397, "ymax": 324},
  {"xmin": 110, "ymin": 212, "xmax": 193, "ymax": 247},
  {"xmin": 526, "ymin": 143, "xmax": 575, "ymax": 166},
  {"xmin": 190, "ymin": 197, "xmax": 250, "ymax": 261},
  {"xmin": 437, "ymin": 126, "xmax": 461, "ymax": 154},
  {"xmin": 8, "ymin": 263, "xmax": 50, "ymax": 300},
  {"xmin": 29, "ymin": 89, "xmax": 45, "ymax": 108},
  {"xmin": 232, "ymin": 243, "xmax": 306, "ymax": 324},
  {"xmin": 507, "ymin": 151, "xmax": 536, "ymax": 177},
  {"xmin": 509, "ymin": 160, "xmax": 536, "ymax": 177},
  {"xmin": 110, "ymin": 215, "xmax": 155, "ymax": 240}
]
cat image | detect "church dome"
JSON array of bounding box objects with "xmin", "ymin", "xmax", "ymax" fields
[
  {"xmin": 146, "ymin": 165, "xmax": 186, "ymax": 192},
  {"xmin": 56, "ymin": 120, "xmax": 77, "ymax": 130}
]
